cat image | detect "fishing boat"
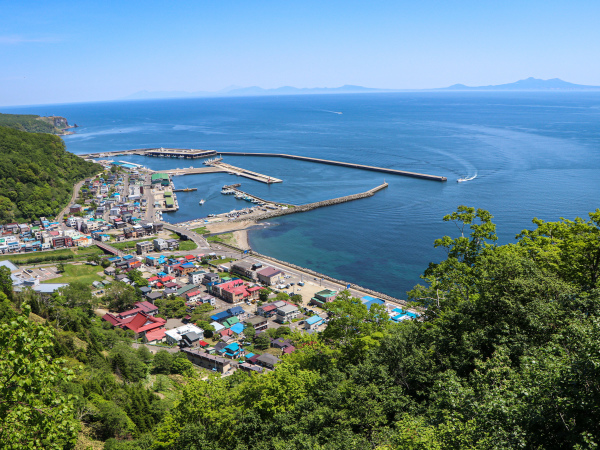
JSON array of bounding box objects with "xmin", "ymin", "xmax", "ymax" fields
[
  {"xmin": 199, "ymin": 199, "xmax": 205, "ymax": 205},
  {"xmin": 457, "ymin": 178, "xmax": 467, "ymax": 183}
]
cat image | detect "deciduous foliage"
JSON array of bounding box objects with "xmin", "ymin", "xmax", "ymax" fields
[
  {"xmin": 0, "ymin": 305, "xmax": 79, "ymax": 449},
  {"xmin": 0, "ymin": 126, "xmax": 100, "ymax": 222}
]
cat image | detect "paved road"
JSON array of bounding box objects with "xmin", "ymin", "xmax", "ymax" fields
[
  {"xmin": 162, "ymin": 223, "xmax": 210, "ymax": 249},
  {"xmin": 56, "ymin": 179, "xmax": 86, "ymax": 222}
]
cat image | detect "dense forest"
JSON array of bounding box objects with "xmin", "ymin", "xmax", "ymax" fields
[
  {"xmin": 0, "ymin": 126, "xmax": 100, "ymax": 222},
  {"xmin": 0, "ymin": 113, "xmax": 64, "ymax": 133},
  {"xmin": 2, "ymin": 206, "xmax": 600, "ymax": 449}
]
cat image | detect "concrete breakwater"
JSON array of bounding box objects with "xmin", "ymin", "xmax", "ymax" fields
[
  {"xmin": 216, "ymin": 240, "xmax": 407, "ymax": 307},
  {"xmin": 231, "ymin": 182, "xmax": 388, "ymax": 223},
  {"xmin": 219, "ymin": 152, "xmax": 447, "ymax": 182}
]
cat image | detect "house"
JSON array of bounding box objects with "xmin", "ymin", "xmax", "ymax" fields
[
  {"xmin": 146, "ymin": 292, "xmax": 164, "ymax": 303},
  {"xmin": 102, "ymin": 311, "xmax": 166, "ymax": 338},
  {"xmin": 239, "ymin": 362, "xmax": 265, "ymax": 374},
  {"xmin": 202, "ymin": 272, "xmax": 220, "ymax": 286},
  {"xmin": 257, "ymin": 303, "xmax": 278, "ymax": 318},
  {"xmin": 229, "ymin": 322, "xmax": 245, "ymax": 336},
  {"xmin": 139, "ymin": 286, "xmax": 152, "ymax": 296},
  {"xmin": 143, "ymin": 328, "xmax": 166, "ymax": 344},
  {"xmin": 245, "ymin": 315, "xmax": 268, "ymax": 331},
  {"xmin": 305, "ymin": 315, "xmax": 324, "ymax": 330},
  {"xmin": 104, "ymin": 266, "xmax": 116, "ymax": 276},
  {"xmin": 310, "ymin": 289, "xmax": 338, "ymax": 307},
  {"xmin": 184, "ymin": 290, "xmax": 204, "ymax": 303},
  {"xmin": 275, "ymin": 304, "xmax": 299, "ymax": 324},
  {"xmin": 189, "ymin": 270, "xmax": 206, "ymax": 285},
  {"xmin": 165, "ymin": 239, "xmax": 179, "ymax": 250},
  {"xmin": 219, "ymin": 342, "xmax": 245, "ymax": 359},
  {"xmin": 174, "ymin": 262, "xmax": 196, "ymax": 277},
  {"xmin": 153, "ymin": 238, "xmax": 168, "ymax": 251},
  {"xmin": 181, "ymin": 348, "xmax": 233, "ymax": 373},
  {"xmin": 136, "ymin": 241, "xmax": 153, "ymax": 255},
  {"xmin": 230, "ymin": 261, "xmax": 255, "ymax": 280},
  {"xmin": 256, "ymin": 267, "xmax": 285, "ymax": 286},
  {"xmin": 70, "ymin": 204, "xmax": 83, "ymax": 214},
  {"xmin": 165, "ymin": 324, "xmax": 204, "ymax": 346},
  {"xmin": 210, "ymin": 321, "xmax": 225, "ymax": 333},
  {"xmin": 256, "ymin": 353, "xmax": 279, "ymax": 369},
  {"xmin": 222, "ymin": 316, "xmax": 240, "ymax": 328},
  {"xmin": 180, "ymin": 331, "xmax": 203, "ymax": 348}
]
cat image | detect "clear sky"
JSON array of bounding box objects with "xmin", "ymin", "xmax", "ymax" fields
[{"xmin": 1, "ymin": 0, "xmax": 599, "ymax": 106}]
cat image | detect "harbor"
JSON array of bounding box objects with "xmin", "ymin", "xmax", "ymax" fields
[{"xmin": 81, "ymin": 148, "xmax": 447, "ymax": 182}]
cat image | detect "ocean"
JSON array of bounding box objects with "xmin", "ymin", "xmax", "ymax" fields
[{"xmin": 5, "ymin": 92, "xmax": 600, "ymax": 298}]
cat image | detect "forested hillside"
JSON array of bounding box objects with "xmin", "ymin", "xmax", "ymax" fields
[
  {"xmin": 2, "ymin": 206, "xmax": 600, "ymax": 449},
  {"xmin": 0, "ymin": 113, "xmax": 59, "ymax": 133},
  {"xmin": 0, "ymin": 126, "xmax": 100, "ymax": 222}
]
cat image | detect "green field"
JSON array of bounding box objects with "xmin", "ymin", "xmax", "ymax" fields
[
  {"xmin": 178, "ymin": 240, "xmax": 198, "ymax": 251},
  {"xmin": 111, "ymin": 238, "xmax": 153, "ymax": 251},
  {"xmin": 0, "ymin": 246, "xmax": 107, "ymax": 265},
  {"xmin": 192, "ymin": 227, "xmax": 209, "ymax": 235},
  {"xmin": 43, "ymin": 263, "xmax": 105, "ymax": 285}
]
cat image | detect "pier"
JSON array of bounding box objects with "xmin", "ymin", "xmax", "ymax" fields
[
  {"xmin": 218, "ymin": 152, "xmax": 447, "ymax": 182},
  {"xmin": 80, "ymin": 148, "xmax": 447, "ymax": 182},
  {"xmin": 207, "ymin": 160, "xmax": 282, "ymax": 184},
  {"xmin": 80, "ymin": 147, "xmax": 217, "ymax": 160}
]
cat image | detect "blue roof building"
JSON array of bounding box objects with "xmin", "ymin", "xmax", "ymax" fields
[{"xmin": 230, "ymin": 322, "xmax": 245, "ymax": 335}]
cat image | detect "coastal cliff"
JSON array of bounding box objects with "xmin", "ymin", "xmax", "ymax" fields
[{"xmin": 0, "ymin": 112, "xmax": 78, "ymax": 135}]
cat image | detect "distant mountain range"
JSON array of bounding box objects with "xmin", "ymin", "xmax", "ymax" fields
[
  {"xmin": 439, "ymin": 77, "xmax": 600, "ymax": 91},
  {"xmin": 122, "ymin": 78, "xmax": 600, "ymax": 101},
  {"xmin": 122, "ymin": 85, "xmax": 391, "ymax": 100}
]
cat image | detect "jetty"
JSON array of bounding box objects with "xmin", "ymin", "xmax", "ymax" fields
[
  {"xmin": 218, "ymin": 152, "xmax": 447, "ymax": 182},
  {"xmin": 80, "ymin": 148, "xmax": 447, "ymax": 182}
]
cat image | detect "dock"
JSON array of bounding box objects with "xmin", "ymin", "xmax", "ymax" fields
[
  {"xmin": 218, "ymin": 152, "xmax": 447, "ymax": 182},
  {"xmin": 80, "ymin": 147, "xmax": 218, "ymax": 160}
]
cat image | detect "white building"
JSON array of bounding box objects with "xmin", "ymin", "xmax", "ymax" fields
[{"xmin": 165, "ymin": 324, "xmax": 204, "ymax": 346}]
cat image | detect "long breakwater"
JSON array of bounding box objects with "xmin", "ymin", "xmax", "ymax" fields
[{"xmin": 231, "ymin": 182, "xmax": 389, "ymax": 222}]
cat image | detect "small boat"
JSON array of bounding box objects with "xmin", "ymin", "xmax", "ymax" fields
[
  {"xmin": 457, "ymin": 178, "xmax": 467, "ymax": 183},
  {"xmin": 199, "ymin": 199, "xmax": 205, "ymax": 205}
]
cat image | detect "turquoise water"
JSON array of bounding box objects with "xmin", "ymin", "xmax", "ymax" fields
[{"xmin": 5, "ymin": 92, "xmax": 600, "ymax": 298}]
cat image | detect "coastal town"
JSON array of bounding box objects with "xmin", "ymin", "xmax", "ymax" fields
[{"xmin": 1, "ymin": 160, "xmax": 420, "ymax": 378}]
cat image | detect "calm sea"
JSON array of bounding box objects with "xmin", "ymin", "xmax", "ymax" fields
[{"xmin": 5, "ymin": 93, "xmax": 600, "ymax": 298}]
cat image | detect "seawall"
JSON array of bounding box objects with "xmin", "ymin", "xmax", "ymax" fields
[
  {"xmin": 231, "ymin": 182, "xmax": 389, "ymax": 222},
  {"xmin": 219, "ymin": 152, "xmax": 447, "ymax": 182},
  {"xmin": 216, "ymin": 240, "xmax": 407, "ymax": 306}
]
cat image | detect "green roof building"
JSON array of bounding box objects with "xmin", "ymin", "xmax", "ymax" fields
[{"xmin": 151, "ymin": 173, "xmax": 170, "ymax": 186}]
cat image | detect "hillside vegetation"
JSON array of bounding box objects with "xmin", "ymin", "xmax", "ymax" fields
[
  {"xmin": 0, "ymin": 113, "xmax": 62, "ymax": 133},
  {"xmin": 2, "ymin": 206, "xmax": 600, "ymax": 449},
  {"xmin": 0, "ymin": 126, "xmax": 101, "ymax": 222}
]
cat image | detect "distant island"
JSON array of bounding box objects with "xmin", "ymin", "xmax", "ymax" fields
[
  {"xmin": 439, "ymin": 77, "xmax": 600, "ymax": 91},
  {"xmin": 123, "ymin": 78, "xmax": 600, "ymax": 101}
]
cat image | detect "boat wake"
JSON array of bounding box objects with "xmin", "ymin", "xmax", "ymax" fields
[{"xmin": 457, "ymin": 172, "xmax": 478, "ymax": 183}]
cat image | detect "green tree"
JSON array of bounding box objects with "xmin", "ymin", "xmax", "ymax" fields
[
  {"xmin": 254, "ymin": 333, "xmax": 271, "ymax": 350},
  {"xmin": 0, "ymin": 305, "xmax": 79, "ymax": 448},
  {"xmin": 105, "ymin": 281, "xmax": 137, "ymax": 312},
  {"xmin": 244, "ymin": 324, "xmax": 256, "ymax": 340},
  {"xmin": 153, "ymin": 350, "xmax": 173, "ymax": 374},
  {"xmin": 259, "ymin": 289, "xmax": 270, "ymax": 302},
  {"xmin": 171, "ymin": 355, "xmax": 193, "ymax": 375},
  {"xmin": 0, "ymin": 265, "xmax": 12, "ymax": 299}
]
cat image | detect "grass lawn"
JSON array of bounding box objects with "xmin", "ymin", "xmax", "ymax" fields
[
  {"xmin": 0, "ymin": 246, "xmax": 109, "ymax": 265},
  {"xmin": 207, "ymin": 233, "xmax": 236, "ymax": 245},
  {"xmin": 43, "ymin": 264, "xmax": 104, "ymax": 285},
  {"xmin": 192, "ymin": 227, "xmax": 209, "ymax": 235},
  {"xmin": 178, "ymin": 240, "xmax": 198, "ymax": 251},
  {"xmin": 0, "ymin": 248, "xmax": 73, "ymax": 263},
  {"xmin": 111, "ymin": 238, "xmax": 153, "ymax": 251}
]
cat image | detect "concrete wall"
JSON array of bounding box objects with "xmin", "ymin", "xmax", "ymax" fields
[{"xmin": 232, "ymin": 182, "xmax": 388, "ymax": 223}]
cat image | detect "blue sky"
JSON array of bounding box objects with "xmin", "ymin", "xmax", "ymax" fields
[{"xmin": 1, "ymin": 0, "xmax": 599, "ymax": 106}]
